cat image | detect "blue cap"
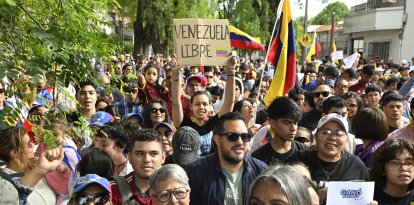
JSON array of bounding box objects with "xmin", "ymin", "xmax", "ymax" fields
[
  {"xmin": 89, "ymin": 111, "xmax": 114, "ymax": 127},
  {"xmin": 154, "ymin": 122, "xmax": 176, "ymax": 132},
  {"xmin": 73, "ymin": 174, "xmax": 111, "ymax": 194},
  {"xmin": 124, "ymin": 113, "xmax": 144, "ymax": 123}
]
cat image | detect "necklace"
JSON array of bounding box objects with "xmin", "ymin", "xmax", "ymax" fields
[{"xmin": 316, "ymin": 156, "xmax": 342, "ymax": 181}]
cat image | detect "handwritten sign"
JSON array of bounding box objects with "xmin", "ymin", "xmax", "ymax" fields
[
  {"xmin": 173, "ymin": 19, "xmax": 231, "ymax": 66},
  {"xmin": 326, "ymin": 181, "xmax": 375, "ymax": 205},
  {"xmin": 331, "ymin": 50, "xmax": 344, "ymax": 60}
]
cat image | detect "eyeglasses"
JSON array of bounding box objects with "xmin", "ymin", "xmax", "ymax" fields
[
  {"xmin": 313, "ymin": 91, "xmax": 330, "ymax": 98},
  {"xmin": 348, "ymin": 103, "xmax": 358, "ymax": 109},
  {"xmin": 154, "ymin": 187, "xmax": 189, "ymax": 203},
  {"xmin": 317, "ymin": 129, "xmax": 347, "ymax": 138},
  {"xmin": 74, "ymin": 193, "xmax": 109, "ymax": 205},
  {"xmin": 336, "ymin": 85, "xmax": 349, "ymax": 90},
  {"xmin": 151, "ymin": 108, "xmax": 166, "ymax": 114},
  {"xmin": 387, "ymin": 159, "xmax": 414, "ymax": 170},
  {"xmin": 221, "ymin": 132, "xmax": 252, "ymax": 142}
]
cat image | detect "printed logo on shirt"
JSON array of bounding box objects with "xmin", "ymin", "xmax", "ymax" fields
[{"xmin": 225, "ymin": 187, "xmax": 239, "ymax": 200}]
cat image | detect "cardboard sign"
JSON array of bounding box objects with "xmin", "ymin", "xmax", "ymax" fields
[
  {"xmin": 331, "ymin": 50, "xmax": 344, "ymax": 60},
  {"xmin": 173, "ymin": 19, "xmax": 231, "ymax": 66},
  {"xmin": 326, "ymin": 181, "xmax": 375, "ymax": 205}
]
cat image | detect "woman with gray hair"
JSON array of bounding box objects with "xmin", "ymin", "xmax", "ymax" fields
[
  {"xmin": 247, "ymin": 164, "xmax": 313, "ymax": 205},
  {"xmin": 150, "ymin": 164, "xmax": 191, "ymax": 205}
]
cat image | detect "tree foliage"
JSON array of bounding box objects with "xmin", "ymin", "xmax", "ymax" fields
[{"xmin": 309, "ymin": 2, "xmax": 350, "ymax": 25}]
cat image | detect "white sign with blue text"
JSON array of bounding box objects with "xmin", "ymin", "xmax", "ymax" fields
[{"xmin": 326, "ymin": 181, "xmax": 375, "ymax": 205}]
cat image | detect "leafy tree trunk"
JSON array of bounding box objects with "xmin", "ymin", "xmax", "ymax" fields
[{"xmin": 133, "ymin": 0, "xmax": 144, "ymax": 57}]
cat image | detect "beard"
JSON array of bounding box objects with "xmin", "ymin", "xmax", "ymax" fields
[{"xmin": 220, "ymin": 146, "xmax": 245, "ymax": 165}]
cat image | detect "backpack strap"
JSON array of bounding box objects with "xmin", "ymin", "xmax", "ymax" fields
[{"xmin": 112, "ymin": 176, "xmax": 134, "ymax": 205}]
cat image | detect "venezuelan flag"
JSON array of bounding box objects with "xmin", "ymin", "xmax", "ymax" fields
[
  {"xmin": 229, "ymin": 26, "xmax": 265, "ymax": 51},
  {"xmin": 264, "ymin": 0, "xmax": 296, "ymax": 106},
  {"xmin": 306, "ymin": 30, "xmax": 321, "ymax": 61}
]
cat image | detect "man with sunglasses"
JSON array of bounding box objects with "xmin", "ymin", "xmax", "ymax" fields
[
  {"xmin": 251, "ymin": 97, "xmax": 307, "ymax": 165},
  {"xmin": 299, "ymin": 84, "xmax": 334, "ymax": 131},
  {"xmin": 334, "ymin": 78, "xmax": 349, "ymax": 96},
  {"xmin": 186, "ymin": 112, "xmax": 268, "ymax": 205},
  {"xmin": 115, "ymin": 77, "xmax": 143, "ymax": 117}
]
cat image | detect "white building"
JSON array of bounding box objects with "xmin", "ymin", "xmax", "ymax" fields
[{"xmin": 343, "ymin": 0, "xmax": 412, "ymax": 63}]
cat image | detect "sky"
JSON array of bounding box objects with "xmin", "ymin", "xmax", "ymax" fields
[{"xmin": 292, "ymin": 0, "xmax": 367, "ymax": 18}]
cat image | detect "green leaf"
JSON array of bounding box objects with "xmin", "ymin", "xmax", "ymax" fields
[{"xmin": 6, "ymin": 0, "xmax": 17, "ymax": 6}]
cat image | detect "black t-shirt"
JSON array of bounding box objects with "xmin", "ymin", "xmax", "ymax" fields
[
  {"xmin": 389, "ymin": 126, "xmax": 398, "ymax": 134},
  {"xmin": 252, "ymin": 141, "xmax": 307, "ymax": 165},
  {"xmin": 296, "ymin": 149, "xmax": 369, "ymax": 185},
  {"xmin": 180, "ymin": 114, "xmax": 219, "ymax": 136},
  {"xmin": 374, "ymin": 185, "xmax": 414, "ymax": 205},
  {"xmin": 298, "ymin": 109, "xmax": 322, "ymax": 131}
]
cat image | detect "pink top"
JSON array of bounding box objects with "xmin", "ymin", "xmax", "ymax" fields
[{"xmin": 387, "ymin": 125, "xmax": 414, "ymax": 143}]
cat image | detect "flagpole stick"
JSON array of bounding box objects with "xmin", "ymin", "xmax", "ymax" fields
[{"xmin": 257, "ymin": 0, "xmax": 285, "ymax": 102}]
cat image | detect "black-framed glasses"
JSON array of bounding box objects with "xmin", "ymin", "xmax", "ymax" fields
[
  {"xmin": 151, "ymin": 108, "xmax": 166, "ymax": 114},
  {"xmin": 387, "ymin": 159, "xmax": 414, "ymax": 170},
  {"xmin": 348, "ymin": 103, "xmax": 358, "ymax": 109},
  {"xmin": 313, "ymin": 91, "xmax": 330, "ymax": 98},
  {"xmin": 221, "ymin": 132, "xmax": 252, "ymax": 142},
  {"xmin": 158, "ymin": 130, "xmax": 174, "ymax": 138},
  {"xmin": 317, "ymin": 129, "xmax": 347, "ymax": 138},
  {"xmin": 154, "ymin": 187, "xmax": 189, "ymax": 203},
  {"xmin": 74, "ymin": 193, "xmax": 109, "ymax": 205}
]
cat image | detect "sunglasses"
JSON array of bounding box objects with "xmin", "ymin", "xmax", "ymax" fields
[
  {"xmin": 221, "ymin": 132, "xmax": 252, "ymax": 142},
  {"xmin": 313, "ymin": 91, "xmax": 330, "ymax": 98},
  {"xmin": 335, "ymin": 85, "xmax": 349, "ymax": 89},
  {"xmin": 151, "ymin": 108, "xmax": 166, "ymax": 114},
  {"xmin": 74, "ymin": 193, "xmax": 109, "ymax": 205},
  {"xmin": 0, "ymin": 88, "xmax": 4, "ymax": 94}
]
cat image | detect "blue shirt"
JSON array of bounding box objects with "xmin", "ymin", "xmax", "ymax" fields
[{"xmin": 115, "ymin": 100, "xmax": 143, "ymax": 117}]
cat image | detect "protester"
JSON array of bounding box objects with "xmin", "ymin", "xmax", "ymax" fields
[
  {"xmin": 381, "ymin": 92, "xmax": 409, "ymax": 133},
  {"xmin": 171, "ymin": 56, "xmax": 236, "ymax": 156},
  {"xmin": 353, "ymin": 107, "xmax": 388, "ymax": 167},
  {"xmin": 94, "ymin": 122, "xmax": 133, "ymax": 176},
  {"xmin": 137, "ymin": 62, "xmax": 168, "ymax": 106},
  {"xmin": 68, "ymin": 174, "xmax": 111, "ymax": 205},
  {"xmin": 154, "ymin": 122, "xmax": 176, "ymax": 157},
  {"xmin": 232, "ymin": 98, "xmax": 260, "ymax": 136},
  {"xmin": 114, "ymin": 77, "xmax": 143, "ymax": 117},
  {"xmin": 110, "ymin": 129, "xmax": 165, "ymax": 205},
  {"xmin": 169, "ymin": 126, "xmax": 200, "ymax": 168},
  {"xmin": 250, "ymin": 97, "xmax": 306, "ymax": 164},
  {"xmin": 142, "ymin": 99, "xmax": 170, "ymax": 129},
  {"xmin": 365, "ymin": 84, "xmax": 382, "ymax": 108},
  {"xmin": 186, "ymin": 112, "xmax": 268, "ymax": 205},
  {"xmin": 150, "ymin": 164, "xmax": 191, "ymax": 205},
  {"xmin": 247, "ymin": 164, "xmax": 313, "ymax": 205},
  {"xmin": 370, "ymin": 138, "xmax": 414, "ymax": 204},
  {"xmin": 341, "ymin": 91, "xmax": 364, "ymax": 125}
]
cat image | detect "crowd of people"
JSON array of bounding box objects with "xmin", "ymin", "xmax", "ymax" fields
[{"xmin": 0, "ymin": 53, "xmax": 414, "ymax": 205}]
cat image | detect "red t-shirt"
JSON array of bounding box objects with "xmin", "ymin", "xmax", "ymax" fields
[
  {"xmin": 349, "ymin": 80, "xmax": 368, "ymax": 94},
  {"xmin": 110, "ymin": 172, "xmax": 153, "ymax": 205}
]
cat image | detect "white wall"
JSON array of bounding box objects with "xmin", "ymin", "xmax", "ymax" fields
[
  {"xmin": 401, "ymin": 0, "xmax": 414, "ymax": 61},
  {"xmin": 349, "ymin": 30, "xmax": 400, "ymax": 60}
]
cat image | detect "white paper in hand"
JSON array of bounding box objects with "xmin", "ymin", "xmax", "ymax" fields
[{"xmin": 326, "ymin": 181, "xmax": 375, "ymax": 205}]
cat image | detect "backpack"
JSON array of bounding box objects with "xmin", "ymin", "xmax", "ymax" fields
[{"xmin": 112, "ymin": 176, "xmax": 141, "ymax": 205}]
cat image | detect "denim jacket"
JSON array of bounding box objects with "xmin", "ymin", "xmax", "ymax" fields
[{"xmin": 186, "ymin": 154, "xmax": 268, "ymax": 205}]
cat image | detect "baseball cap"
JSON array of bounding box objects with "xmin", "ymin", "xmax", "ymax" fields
[
  {"xmin": 73, "ymin": 174, "xmax": 111, "ymax": 194},
  {"xmin": 154, "ymin": 122, "xmax": 176, "ymax": 132},
  {"xmin": 186, "ymin": 74, "xmax": 207, "ymax": 87},
  {"xmin": 124, "ymin": 113, "xmax": 144, "ymax": 123},
  {"xmin": 89, "ymin": 111, "xmax": 114, "ymax": 127},
  {"xmin": 317, "ymin": 113, "xmax": 349, "ymax": 133},
  {"xmin": 401, "ymin": 59, "xmax": 408, "ymax": 65},
  {"xmin": 172, "ymin": 126, "xmax": 200, "ymax": 165}
]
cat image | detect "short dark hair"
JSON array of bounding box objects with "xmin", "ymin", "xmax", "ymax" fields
[
  {"xmin": 267, "ymin": 97, "xmax": 302, "ymax": 121},
  {"xmin": 370, "ymin": 138, "xmax": 414, "ymax": 190},
  {"xmin": 323, "ymin": 66, "xmax": 339, "ymax": 79},
  {"xmin": 204, "ymin": 66, "xmax": 214, "ymax": 73},
  {"xmin": 143, "ymin": 61, "xmax": 160, "ymax": 74},
  {"xmin": 385, "ymin": 76, "xmax": 400, "ymax": 87},
  {"xmin": 381, "ymin": 92, "xmax": 404, "ymax": 107},
  {"xmin": 122, "ymin": 63, "xmax": 132, "ymax": 70},
  {"xmin": 76, "ymin": 78, "xmax": 98, "ymax": 94},
  {"xmin": 362, "ymin": 64, "xmax": 375, "ymax": 76},
  {"xmin": 78, "ymin": 148, "xmax": 114, "ymax": 179},
  {"xmin": 128, "ymin": 129, "xmax": 163, "ymax": 152},
  {"xmin": 191, "ymin": 90, "xmax": 212, "ymax": 104},
  {"xmin": 365, "ymin": 84, "xmax": 382, "ymax": 95},
  {"xmin": 96, "ymin": 122, "xmax": 129, "ymax": 155},
  {"xmin": 322, "ymin": 96, "xmax": 348, "ymax": 114},
  {"xmin": 352, "ymin": 107, "xmax": 388, "ymax": 141},
  {"xmin": 213, "ymin": 112, "xmax": 245, "ymax": 135}
]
